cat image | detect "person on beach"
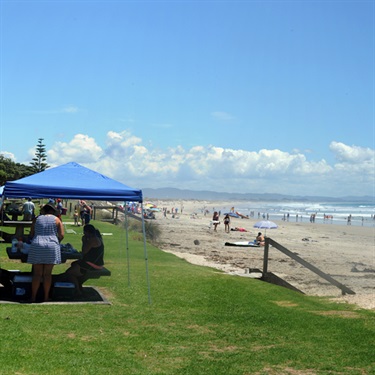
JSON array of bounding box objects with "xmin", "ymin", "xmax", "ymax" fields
[
  {"xmin": 223, "ymin": 214, "xmax": 230, "ymax": 233},
  {"xmin": 212, "ymin": 211, "xmax": 220, "ymax": 231},
  {"xmin": 256, "ymin": 232, "xmax": 265, "ymax": 246},
  {"xmin": 231, "ymin": 227, "xmax": 248, "ymax": 232},
  {"xmin": 27, "ymin": 203, "xmax": 64, "ymax": 302}
]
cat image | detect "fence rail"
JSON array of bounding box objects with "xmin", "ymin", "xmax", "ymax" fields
[{"xmin": 263, "ymin": 237, "xmax": 355, "ymax": 295}]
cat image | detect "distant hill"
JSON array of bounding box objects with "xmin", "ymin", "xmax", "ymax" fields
[{"xmin": 142, "ymin": 187, "xmax": 373, "ymax": 203}]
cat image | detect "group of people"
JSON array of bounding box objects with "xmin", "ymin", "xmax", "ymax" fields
[
  {"xmin": 17, "ymin": 197, "xmax": 63, "ymax": 222},
  {"xmin": 211, "ymin": 211, "xmax": 265, "ymax": 245},
  {"xmin": 6, "ymin": 201, "xmax": 104, "ymax": 303},
  {"xmin": 73, "ymin": 200, "xmax": 92, "ymax": 226},
  {"xmin": 212, "ymin": 212, "xmax": 232, "ymax": 232},
  {"xmin": 0, "ymin": 198, "xmax": 36, "ymax": 222}
]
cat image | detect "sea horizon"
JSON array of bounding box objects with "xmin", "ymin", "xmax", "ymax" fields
[{"xmin": 188, "ymin": 199, "xmax": 375, "ymax": 228}]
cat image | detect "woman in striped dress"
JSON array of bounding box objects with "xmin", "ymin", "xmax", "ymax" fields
[{"xmin": 27, "ymin": 204, "xmax": 64, "ymax": 302}]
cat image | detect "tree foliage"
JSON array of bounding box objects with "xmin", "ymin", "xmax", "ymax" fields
[
  {"xmin": 0, "ymin": 138, "xmax": 49, "ymax": 185},
  {"xmin": 30, "ymin": 138, "xmax": 49, "ymax": 173},
  {"xmin": 0, "ymin": 155, "xmax": 33, "ymax": 185}
]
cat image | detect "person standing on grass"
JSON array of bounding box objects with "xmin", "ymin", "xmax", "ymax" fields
[
  {"xmin": 73, "ymin": 209, "xmax": 79, "ymax": 226},
  {"xmin": 27, "ymin": 204, "xmax": 64, "ymax": 302},
  {"xmin": 79, "ymin": 200, "xmax": 92, "ymax": 225},
  {"xmin": 22, "ymin": 198, "xmax": 35, "ymax": 221},
  {"xmin": 83, "ymin": 204, "xmax": 92, "ymax": 224}
]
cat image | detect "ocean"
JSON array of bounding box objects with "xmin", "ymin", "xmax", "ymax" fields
[{"xmin": 213, "ymin": 200, "xmax": 375, "ymax": 227}]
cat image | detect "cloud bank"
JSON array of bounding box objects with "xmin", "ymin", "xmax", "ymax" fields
[{"xmin": 32, "ymin": 130, "xmax": 375, "ymax": 198}]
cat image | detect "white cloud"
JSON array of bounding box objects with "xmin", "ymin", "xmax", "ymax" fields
[
  {"xmin": 118, "ymin": 117, "xmax": 135, "ymax": 123},
  {"xmin": 31, "ymin": 106, "xmax": 80, "ymax": 115},
  {"xmin": 48, "ymin": 134, "xmax": 104, "ymax": 164},
  {"xmin": 0, "ymin": 151, "xmax": 16, "ymax": 161},
  {"xmin": 62, "ymin": 106, "xmax": 79, "ymax": 113},
  {"xmin": 151, "ymin": 123, "xmax": 174, "ymax": 129},
  {"xmin": 330, "ymin": 141, "xmax": 374, "ymax": 163},
  {"xmin": 211, "ymin": 111, "xmax": 235, "ymax": 121},
  {"xmin": 39, "ymin": 132, "xmax": 374, "ymax": 197}
]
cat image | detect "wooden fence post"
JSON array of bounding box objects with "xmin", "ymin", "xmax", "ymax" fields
[{"xmin": 263, "ymin": 237, "xmax": 270, "ymax": 275}]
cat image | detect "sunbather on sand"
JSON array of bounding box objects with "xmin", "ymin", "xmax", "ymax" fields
[
  {"xmin": 256, "ymin": 232, "xmax": 265, "ymax": 246},
  {"xmin": 231, "ymin": 227, "xmax": 248, "ymax": 232}
]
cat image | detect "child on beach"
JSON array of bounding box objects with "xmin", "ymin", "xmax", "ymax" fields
[{"xmin": 223, "ymin": 214, "xmax": 230, "ymax": 233}]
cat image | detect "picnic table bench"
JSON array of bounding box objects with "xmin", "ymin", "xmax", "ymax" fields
[{"xmin": 78, "ymin": 267, "xmax": 111, "ymax": 284}]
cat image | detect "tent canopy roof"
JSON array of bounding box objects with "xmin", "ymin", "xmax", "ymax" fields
[{"xmin": 2, "ymin": 162, "xmax": 142, "ymax": 202}]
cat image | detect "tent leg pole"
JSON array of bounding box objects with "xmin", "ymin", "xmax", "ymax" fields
[
  {"xmin": 124, "ymin": 202, "xmax": 130, "ymax": 287},
  {"xmin": 141, "ymin": 204, "xmax": 152, "ymax": 304}
]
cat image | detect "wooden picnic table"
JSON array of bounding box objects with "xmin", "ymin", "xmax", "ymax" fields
[
  {"xmin": 1, "ymin": 220, "xmax": 33, "ymax": 239},
  {"xmin": 5, "ymin": 246, "xmax": 82, "ymax": 263}
]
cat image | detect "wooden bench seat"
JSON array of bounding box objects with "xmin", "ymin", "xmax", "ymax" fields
[{"xmin": 78, "ymin": 267, "xmax": 111, "ymax": 285}]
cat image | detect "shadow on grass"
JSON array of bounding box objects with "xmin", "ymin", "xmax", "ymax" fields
[
  {"xmin": 248, "ymin": 268, "xmax": 305, "ymax": 294},
  {"xmin": 0, "ymin": 285, "xmax": 111, "ymax": 305}
]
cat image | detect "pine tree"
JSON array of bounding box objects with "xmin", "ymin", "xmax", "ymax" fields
[{"xmin": 30, "ymin": 138, "xmax": 49, "ymax": 173}]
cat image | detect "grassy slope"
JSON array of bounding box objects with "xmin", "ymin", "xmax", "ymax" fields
[{"xmin": 0, "ymin": 220, "xmax": 374, "ymax": 375}]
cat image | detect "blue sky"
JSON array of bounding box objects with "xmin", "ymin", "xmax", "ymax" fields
[{"xmin": 0, "ymin": 0, "xmax": 374, "ymax": 198}]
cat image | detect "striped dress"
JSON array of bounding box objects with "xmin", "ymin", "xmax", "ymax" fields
[{"xmin": 27, "ymin": 215, "xmax": 61, "ymax": 265}]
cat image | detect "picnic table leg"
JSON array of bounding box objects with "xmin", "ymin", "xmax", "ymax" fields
[{"xmin": 15, "ymin": 225, "xmax": 24, "ymax": 239}]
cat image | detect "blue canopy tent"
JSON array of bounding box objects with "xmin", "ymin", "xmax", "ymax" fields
[
  {"xmin": 1, "ymin": 162, "xmax": 151, "ymax": 303},
  {"xmin": 2, "ymin": 162, "xmax": 143, "ymax": 201}
]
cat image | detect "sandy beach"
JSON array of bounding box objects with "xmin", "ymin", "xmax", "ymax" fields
[{"xmin": 150, "ymin": 200, "xmax": 375, "ymax": 311}]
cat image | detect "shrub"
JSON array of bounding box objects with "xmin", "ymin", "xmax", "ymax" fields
[
  {"xmin": 95, "ymin": 209, "xmax": 113, "ymax": 220},
  {"xmin": 123, "ymin": 219, "xmax": 161, "ymax": 243}
]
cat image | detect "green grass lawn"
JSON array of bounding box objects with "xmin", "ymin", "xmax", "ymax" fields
[{"xmin": 0, "ymin": 220, "xmax": 374, "ymax": 375}]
